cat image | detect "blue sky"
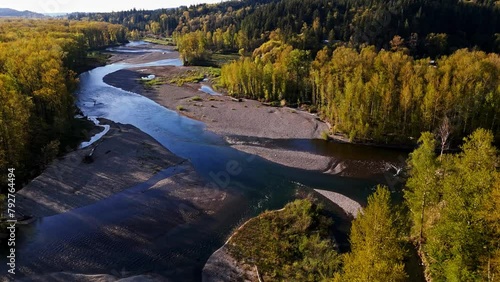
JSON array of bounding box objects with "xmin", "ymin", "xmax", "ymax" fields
[{"xmin": 1, "ymin": 0, "xmax": 223, "ymax": 13}]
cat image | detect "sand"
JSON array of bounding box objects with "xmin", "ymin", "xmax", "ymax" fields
[
  {"xmin": 17, "ymin": 119, "xmax": 184, "ymax": 218},
  {"xmin": 313, "ymin": 189, "xmax": 363, "ymax": 218},
  {"xmin": 106, "ymin": 45, "xmax": 178, "ymax": 64},
  {"xmin": 202, "ymin": 245, "xmax": 259, "ymax": 282},
  {"xmin": 13, "ymin": 117, "xmax": 235, "ymax": 280}
]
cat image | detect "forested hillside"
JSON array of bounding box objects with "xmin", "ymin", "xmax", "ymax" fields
[
  {"xmin": 69, "ymin": 0, "xmax": 500, "ymax": 55},
  {"xmin": 0, "ymin": 19, "xmax": 127, "ymax": 186},
  {"xmin": 0, "ymin": 8, "xmax": 46, "ymax": 18}
]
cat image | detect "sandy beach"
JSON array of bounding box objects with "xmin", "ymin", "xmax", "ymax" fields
[{"xmin": 106, "ymin": 44, "xmax": 178, "ymax": 64}]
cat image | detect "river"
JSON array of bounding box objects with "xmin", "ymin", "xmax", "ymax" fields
[{"xmin": 1, "ymin": 43, "xmax": 412, "ymax": 281}]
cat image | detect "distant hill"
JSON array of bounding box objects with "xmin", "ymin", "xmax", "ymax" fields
[{"xmin": 0, "ymin": 8, "xmax": 46, "ymax": 18}]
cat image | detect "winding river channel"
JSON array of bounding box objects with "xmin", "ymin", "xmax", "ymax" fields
[{"xmin": 1, "ymin": 43, "xmax": 410, "ymax": 281}]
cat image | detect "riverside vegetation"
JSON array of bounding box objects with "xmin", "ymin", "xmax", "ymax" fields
[
  {"xmin": 0, "ymin": 19, "xmax": 127, "ymax": 187},
  {"xmin": 228, "ymin": 187, "xmax": 406, "ymax": 281}
]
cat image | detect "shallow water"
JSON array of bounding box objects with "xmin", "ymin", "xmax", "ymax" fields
[
  {"xmin": 106, "ymin": 41, "xmax": 168, "ymax": 53},
  {"xmin": 1, "ymin": 44, "xmax": 410, "ymax": 281},
  {"xmin": 78, "ymin": 117, "xmax": 110, "ymax": 149}
]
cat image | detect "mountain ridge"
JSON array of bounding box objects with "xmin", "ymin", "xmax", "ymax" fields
[{"xmin": 0, "ymin": 8, "xmax": 46, "ymax": 18}]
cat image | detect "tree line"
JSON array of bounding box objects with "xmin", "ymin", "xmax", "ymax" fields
[
  {"xmin": 229, "ymin": 188, "xmax": 407, "ymax": 281},
  {"xmin": 0, "ymin": 19, "xmax": 127, "ymax": 187},
  {"xmin": 220, "ymin": 37, "xmax": 500, "ymax": 144}
]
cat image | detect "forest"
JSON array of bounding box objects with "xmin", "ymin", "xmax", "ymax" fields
[
  {"xmin": 0, "ymin": 19, "xmax": 127, "ymax": 187},
  {"xmin": 0, "ymin": 1, "xmax": 498, "ymax": 280},
  {"xmin": 69, "ymin": 0, "xmax": 500, "ymax": 55},
  {"xmin": 405, "ymin": 129, "xmax": 500, "ymax": 281},
  {"xmin": 220, "ymin": 39, "xmax": 500, "ymax": 144}
]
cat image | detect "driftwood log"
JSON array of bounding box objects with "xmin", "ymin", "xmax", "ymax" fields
[{"xmin": 83, "ymin": 142, "xmax": 100, "ymax": 163}]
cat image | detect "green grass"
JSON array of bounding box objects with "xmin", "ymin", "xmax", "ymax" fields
[
  {"xmin": 176, "ymin": 105, "xmax": 186, "ymax": 111},
  {"xmin": 143, "ymin": 37, "xmax": 175, "ymax": 46},
  {"xmin": 191, "ymin": 95, "xmax": 203, "ymax": 102},
  {"xmin": 140, "ymin": 77, "xmax": 165, "ymax": 89},
  {"xmin": 205, "ymin": 67, "xmax": 221, "ymax": 77},
  {"xmin": 170, "ymin": 72, "xmax": 205, "ymax": 86},
  {"xmin": 169, "ymin": 67, "xmax": 221, "ymax": 86}
]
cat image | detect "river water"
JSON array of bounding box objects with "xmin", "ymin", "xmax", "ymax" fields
[{"xmin": 1, "ymin": 43, "xmax": 410, "ymax": 281}]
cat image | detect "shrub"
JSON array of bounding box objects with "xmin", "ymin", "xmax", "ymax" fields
[
  {"xmin": 228, "ymin": 199, "xmax": 341, "ymax": 280},
  {"xmin": 321, "ymin": 131, "xmax": 330, "ymax": 140}
]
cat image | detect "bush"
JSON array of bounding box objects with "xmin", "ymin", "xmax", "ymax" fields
[
  {"xmin": 141, "ymin": 78, "xmax": 164, "ymax": 89},
  {"xmin": 228, "ymin": 199, "xmax": 341, "ymax": 280},
  {"xmin": 176, "ymin": 105, "xmax": 186, "ymax": 111},
  {"xmin": 321, "ymin": 131, "xmax": 330, "ymax": 141},
  {"xmin": 191, "ymin": 95, "xmax": 202, "ymax": 101}
]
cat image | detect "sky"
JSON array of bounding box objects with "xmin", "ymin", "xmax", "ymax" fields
[{"xmin": 0, "ymin": 0, "xmax": 223, "ymax": 14}]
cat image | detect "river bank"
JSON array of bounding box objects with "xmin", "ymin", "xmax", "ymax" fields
[
  {"xmin": 103, "ymin": 66, "xmax": 334, "ymax": 172},
  {"xmin": 16, "ymin": 119, "xmax": 182, "ymax": 218}
]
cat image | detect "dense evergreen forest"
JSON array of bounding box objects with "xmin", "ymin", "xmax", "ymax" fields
[
  {"xmin": 0, "ymin": 19, "xmax": 127, "ymax": 187},
  {"xmin": 69, "ymin": 0, "xmax": 500, "ymax": 55}
]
